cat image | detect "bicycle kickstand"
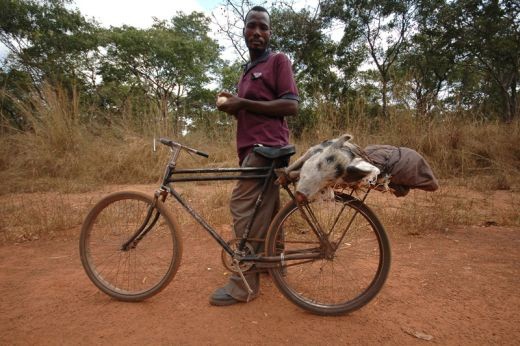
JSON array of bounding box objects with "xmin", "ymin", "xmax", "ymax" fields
[{"xmin": 232, "ymin": 258, "xmax": 254, "ymax": 302}]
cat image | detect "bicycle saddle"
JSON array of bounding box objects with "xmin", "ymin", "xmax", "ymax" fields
[{"xmin": 253, "ymin": 145, "xmax": 296, "ymax": 159}]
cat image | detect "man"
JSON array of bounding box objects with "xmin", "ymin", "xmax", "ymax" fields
[{"xmin": 211, "ymin": 6, "xmax": 299, "ymax": 306}]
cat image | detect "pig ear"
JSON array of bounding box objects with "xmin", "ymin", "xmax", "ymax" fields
[{"xmin": 332, "ymin": 134, "xmax": 353, "ymax": 149}]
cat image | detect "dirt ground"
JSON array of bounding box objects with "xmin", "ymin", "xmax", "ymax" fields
[{"xmin": 1, "ymin": 186, "xmax": 519, "ymax": 345}]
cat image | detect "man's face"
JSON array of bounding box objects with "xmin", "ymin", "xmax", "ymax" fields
[{"xmin": 243, "ymin": 11, "xmax": 271, "ymax": 53}]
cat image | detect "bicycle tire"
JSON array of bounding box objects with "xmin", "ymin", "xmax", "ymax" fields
[
  {"xmin": 265, "ymin": 192, "xmax": 391, "ymax": 315},
  {"xmin": 79, "ymin": 191, "xmax": 182, "ymax": 301}
]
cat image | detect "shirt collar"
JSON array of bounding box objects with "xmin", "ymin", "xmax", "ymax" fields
[{"xmin": 243, "ymin": 49, "xmax": 272, "ymax": 74}]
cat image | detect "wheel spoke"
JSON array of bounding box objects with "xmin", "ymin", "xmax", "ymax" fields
[
  {"xmin": 80, "ymin": 192, "xmax": 181, "ymax": 301},
  {"xmin": 266, "ymin": 192, "xmax": 390, "ymax": 315}
]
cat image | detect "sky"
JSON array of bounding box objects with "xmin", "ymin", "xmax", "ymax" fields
[
  {"xmin": 0, "ymin": 0, "xmax": 224, "ymax": 61},
  {"xmin": 71, "ymin": 0, "xmax": 221, "ymax": 28},
  {"xmin": 0, "ymin": 1, "xmax": 326, "ymax": 63},
  {"xmin": 68, "ymin": 0, "xmax": 331, "ymax": 61}
]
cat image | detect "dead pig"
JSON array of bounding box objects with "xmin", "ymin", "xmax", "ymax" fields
[{"xmin": 288, "ymin": 134, "xmax": 380, "ymax": 202}]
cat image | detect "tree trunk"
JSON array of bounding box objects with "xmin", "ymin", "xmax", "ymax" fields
[
  {"xmin": 158, "ymin": 94, "xmax": 174, "ymax": 134},
  {"xmin": 508, "ymin": 75, "xmax": 518, "ymax": 122},
  {"xmin": 414, "ymin": 84, "xmax": 427, "ymax": 117},
  {"xmin": 382, "ymin": 78, "xmax": 388, "ymax": 117}
]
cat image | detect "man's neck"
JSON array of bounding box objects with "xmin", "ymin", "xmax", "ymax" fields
[{"xmin": 249, "ymin": 48, "xmax": 268, "ymax": 63}]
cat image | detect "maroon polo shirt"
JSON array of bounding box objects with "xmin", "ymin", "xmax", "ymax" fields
[{"xmin": 236, "ymin": 50, "xmax": 299, "ymax": 163}]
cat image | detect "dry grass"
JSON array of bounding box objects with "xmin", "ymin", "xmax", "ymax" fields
[
  {"xmin": 0, "ymin": 85, "xmax": 519, "ymax": 243},
  {"xmin": 306, "ymin": 108, "xmax": 520, "ymax": 185},
  {"xmin": 0, "ymin": 192, "xmax": 97, "ymax": 242},
  {"xmin": 367, "ymin": 186, "xmax": 520, "ymax": 235},
  {"xmin": 164, "ymin": 182, "xmax": 234, "ymax": 233},
  {"xmin": 1, "ymin": 85, "xmax": 519, "ymax": 193},
  {"xmin": 1, "ymin": 182, "xmax": 517, "ymax": 244}
]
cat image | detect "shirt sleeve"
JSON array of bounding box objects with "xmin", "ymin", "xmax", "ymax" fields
[{"xmin": 274, "ymin": 53, "xmax": 299, "ymax": 101}]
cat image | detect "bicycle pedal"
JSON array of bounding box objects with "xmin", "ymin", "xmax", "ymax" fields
[{"xmin": 233, "ymin": 259, "xmax": 253, "ymax": 296}]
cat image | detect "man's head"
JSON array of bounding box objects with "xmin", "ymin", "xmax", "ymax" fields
[{"xmin": 243, "ymin": 6, "xmax": 271, "ymax": 56}]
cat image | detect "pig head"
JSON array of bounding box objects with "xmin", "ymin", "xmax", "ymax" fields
[{"xmin": 293, "ymin": 134, "xmax": 380, "ymax": 201}]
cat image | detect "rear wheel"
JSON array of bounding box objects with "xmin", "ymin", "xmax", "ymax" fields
[
  {"xmin": 79, "ymin": 191, "xmax": 182, "ymax": 301},
  {"xmin": 265, "ymin": 192, "xmax": 390, "ymax": 315}
]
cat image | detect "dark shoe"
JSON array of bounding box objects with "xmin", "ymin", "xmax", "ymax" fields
[{"xmin": 209, "ymin": 287, "xmax": 240, "ymax": 306}]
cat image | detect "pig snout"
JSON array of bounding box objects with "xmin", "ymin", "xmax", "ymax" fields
[{"xmin": 295, "ymin": 191, "xmax": 308, "ymax": 204}]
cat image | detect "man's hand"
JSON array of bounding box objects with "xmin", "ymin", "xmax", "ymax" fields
[
  {"xmin": 216, "ymin": 91, "xmax": 242, "ymax": 116},
  {"xmin": 216, "ymin": 90, "xmax": 298, "ymax": 118}
]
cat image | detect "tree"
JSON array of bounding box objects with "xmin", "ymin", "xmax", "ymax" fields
[
  {"xmin": 211, "ymin": 0, "xmax": 253, "ymax": 63},
  {"xmin": 448, "ymin": 0, "xmax": 519, "ymax": 121},
  {"xmin": 322, "ymin": 0, "xmax": 416, "ymax": 117},
  {"xmin": 270, "ymin": 5, "xmax": 342, "ymax": 100},
  {"xmin": 393, "ymin": 0, "xmax": 456, "ymax": 117},
  {"xmin": 213, "ymin": 1, "xmax": 360, "ymax": 134},
  {"xmin": 100, "ymin": 12, "xmax": 221, "ymax": 133},
  {"xmin": 0, "ymin": 0, "xmax": 99, "ymax": 96},
  {"xmin": 218, "ymin": 60, "xmax": 243, "ymax": 92},
  {"xmin": 0, "ymin": 66, "xmax": 33, "ymax": 130}
]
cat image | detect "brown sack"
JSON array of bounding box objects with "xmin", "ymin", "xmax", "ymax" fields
[{"xmin": 364, "ymin": 145, "xmax": 439, "ymax": 197}]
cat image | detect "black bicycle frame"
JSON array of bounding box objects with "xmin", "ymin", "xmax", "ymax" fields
[
  {"xmin": 144, "ymin": 140, "xmax": 369, "ymax": 266},
  {"xmin": 161, "ymin": 163, "xmax": 360, "ymax": 262},
  {"xmin": 124, "ymin": 162, "xmax": 370, "ymax": 267},
  {"xmin": 161, "ymin": 162, "xmax": 276, "ymax": 257}
]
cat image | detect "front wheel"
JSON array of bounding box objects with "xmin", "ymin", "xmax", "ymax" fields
[
  {"xmin": 79, "ymin": 191, "xmax": 182, "ymax": 301},
  {"xmin": 265, "ymin": 192, "xmax": 391, "ymax": 315}
]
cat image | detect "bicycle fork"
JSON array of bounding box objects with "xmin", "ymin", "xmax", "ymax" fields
[{"xmin": 120, "ymin": 191, "xmax": 165, "ymax": 251}]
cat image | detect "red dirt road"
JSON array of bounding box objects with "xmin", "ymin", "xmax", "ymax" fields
[{"xmin": 1, "ymin": 219, "xmax": 519, "ymax": 344}]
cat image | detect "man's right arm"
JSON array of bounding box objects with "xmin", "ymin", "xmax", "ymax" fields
[{"xmin": 217, "ymin": 91, "xmax": 298, "ymax": 117}]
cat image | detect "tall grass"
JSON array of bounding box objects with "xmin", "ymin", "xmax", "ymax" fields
[
  {"xmin": 0, "ymin": 85, "xmax": 519, "ymax": 242},
  {"xmin": 298, "ymin": 100, "xmax": 520, "ymax": 190},
  {"xmin": 0, "ymin": 192, "xmax": 94, "ymax": 242},
  {"xmin": 0, "ymin": 85, "xmax": 236, "ymax": 193},
  {"xmin": 1, "ymin": 85, "xmax": 519, "ymax": 193}
]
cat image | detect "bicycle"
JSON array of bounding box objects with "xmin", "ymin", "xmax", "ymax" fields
[{"xmin": 79, "ymin": 138, "xmax": 391, "ymax": 316}]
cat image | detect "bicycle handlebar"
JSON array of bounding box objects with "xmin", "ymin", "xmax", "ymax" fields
[{"xmin": 159, "ymin": 138, "xmax": 209, "ymax": 158}]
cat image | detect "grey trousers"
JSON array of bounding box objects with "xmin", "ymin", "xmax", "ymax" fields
[{"xmin": 223, "ymin": 151, "xmax": 280, "ymax": 301}]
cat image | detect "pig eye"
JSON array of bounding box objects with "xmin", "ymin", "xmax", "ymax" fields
[{"xmin": 325, "ymin": 155, "xmax": 335, "ymax": 164}]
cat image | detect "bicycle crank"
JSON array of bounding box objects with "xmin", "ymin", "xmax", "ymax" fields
[{"xmin": 221, "ymin": 239, "xmax": 255, "ymax": 273}]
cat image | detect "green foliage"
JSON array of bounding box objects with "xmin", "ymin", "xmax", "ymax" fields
[
  {"xmin": 1, "ymin": 2, "xmax": 223, "ymax": 135},
  {"xmin": 392, "ymin": 0, "xmax": 457, "ymax": 117},
  {"xmin": 447, "ymin": 0, "xmax": 520, "ymax": 121},
  {"xmin": 0, "ymin": 0, "xmax": 100, "ymax": 128},
  {"xmin": 99, "ymin": 12, "xmax": 222, "ymax": 133},
  {"xmin": 0, "ymin": 0, "xmax": 99, "ymax": 88},
  {"xmin": 322, "ymin": 0, "xmax": 416, "ymax": 117},
  {"xmin": 219, "ymin": 60, "xmax": 243, "ymax": 92},
  {"xmin": 0, "ymin": 66, "xmax": 33, "ymax": 130},
  {"xmin": 0, "ymin": 0, "xmax": 519, "ymax": 141},
  {"xmin": 270, "ymin": 7, "xmax": 339, "ymax": 100}
]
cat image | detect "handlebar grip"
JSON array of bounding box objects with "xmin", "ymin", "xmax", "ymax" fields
[
  {"xmin": 159, "ymin": 137, "xmax": 209, "ymax": 158},
  {"xmin": 159, "ymin": 138, "xmax": 172, "ymax": 146},
  {"xmin": 196, "ymin": 150, "xmax": 209, "ymax": 158}
]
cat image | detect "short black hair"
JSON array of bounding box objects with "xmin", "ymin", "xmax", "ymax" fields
[{"xmin": 244, "ymin": 5, "xmax": 270, "ymax": 24}]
